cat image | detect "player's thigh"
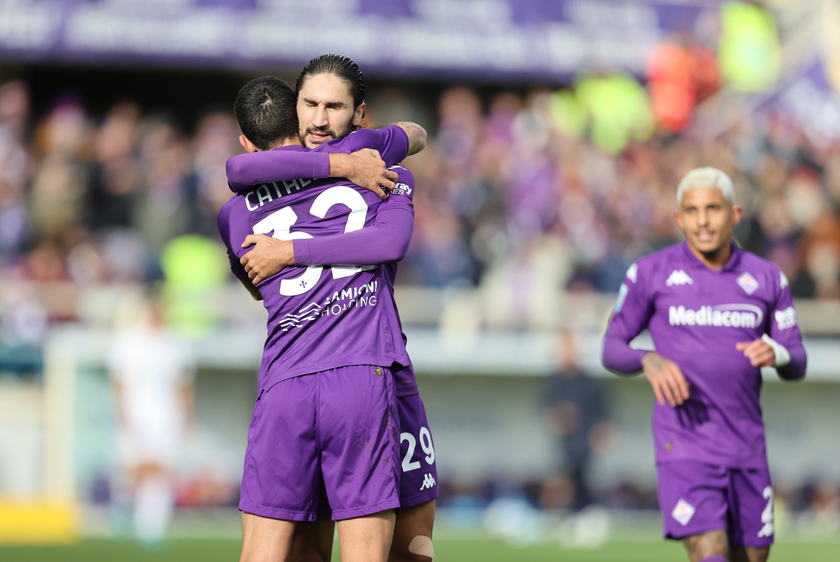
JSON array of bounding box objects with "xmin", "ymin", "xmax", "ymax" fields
[
  {"xmin": 682, "ymin": 529, "xmax": 729, "ymax": 562},
  {"xmin": 397, "ymin": 393, "xmax": 439, "ymax": 506},
  {"xmin": 336, "ymin": 509, "xmax": 397, "ymax": 562},
  {"xmin": 241, "ymin": 511, "xmax": 297, "ymax": 562},
  {"xmin": 657, "ymin": 460, "xmax": 729, "ymax": 540},
  {"xmin": 288, "ymin": 516, "xmax": 335, "ymax": 562},
  {"xmin": 728, "ymin": 468, "xmax": 774, "ymax": 550},
  {"xmin": 240, "ymin": 377, "xmax": 323, "ymax": 522},
  {"xmin": 318, "ymin": 365, "xmax": 401, "ymax": 520},
  {"xmin": 390, "ymin": 500, "xmax": 436, "ymax": 562},
  {"xmin": 730, "ymin": 546, "xmax": 770, "ymax": 562}
]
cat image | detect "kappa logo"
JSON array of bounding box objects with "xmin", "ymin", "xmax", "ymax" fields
[
  {"xmin": 672, "ymin": 499, "xmax": 696, "ymax": 527},
  {"xmin": 626, "ymin": 262, "xmax": 638, "ymax": 283},
  {"xmin": 780, "ymin": 271, "xmax": 789, "ymax": 289},
  {"xmin": 737, "ymin": 272, "xmax": 759, "ymax": 295},
  {"xmin": 666, "ymin": 270, "xmax": 693, "ymax": 286},
  {"xmin": 420, "ymin": 473, "xmax": 437, "ymax": 491}
]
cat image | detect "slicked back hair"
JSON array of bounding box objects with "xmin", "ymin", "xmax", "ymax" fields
[
  {"xmin": 234, "ymin": 76, "xmax": 298, "ymax": 151},
  {"xmin": 296, "ymin": 54, "xmax": 366, "ymax": 129},
  {"xmin": 676, "ymin": 167, "xmax": 736, "ymax": 208}
]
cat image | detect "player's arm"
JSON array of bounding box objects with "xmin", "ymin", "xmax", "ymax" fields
[
  {"xmin": 391, "ymin": 122, "xmax": 426, "ymax": 156},
  {"xmin": 240, "ymin": 168, "xmax": 415, "ymax": 285},
  {"xmin": 601, "ymin": 263, "xmax": 690, "ymax": 407},
  {"xmin": 218, "ymin": 202, "xmax": 263, "ymax": 299},
  {"xmin": 226, "ymin": 149, "xmax": 397, "ymax": 198},
  {"xmin": 735, "ymin": 272, "xmax": 806, "ymax": 380},
  {"xmin": 295, "ymin": 167, "xmax": 415, "ymax": 266}
]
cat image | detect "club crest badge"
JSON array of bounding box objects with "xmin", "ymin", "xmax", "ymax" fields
[
  {"xmin": 737, "ymin": 272, "xmax": 759, "ymax": 295},
  {"xmin": 672, "ymin": 499, "xmax": 696, "ymax": 526}
]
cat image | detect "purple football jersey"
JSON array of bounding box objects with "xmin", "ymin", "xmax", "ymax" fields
[
  {"xmin": 603, "ymin": 242, "xmax": 807, "ymax": 468},
  {"xmin": 217, "ymin": 131, "xmax": 415, "ymax": 394}
]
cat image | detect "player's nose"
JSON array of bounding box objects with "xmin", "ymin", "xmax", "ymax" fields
[{"xmin": 312, "ymin": 105, "xmax": 328, "ymax": 127}]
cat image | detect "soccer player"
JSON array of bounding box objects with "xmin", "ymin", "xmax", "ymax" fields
[
  {"xmin": 108, "ymin": 294, "xmax": 195, "ymax": 544},
  {"xmin": 602, "ymin": 167, "xmax": 806, "ymax": 562},
  {"xmin": 225, "ymin": 55, "xmax": 438, "ymax": 562},
  {"xmin": 218, "ymin": 75, "xmax": 424, "ymax": 562}
]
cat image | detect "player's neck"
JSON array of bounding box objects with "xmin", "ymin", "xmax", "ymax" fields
[
  {"xmin": 688, "ymin": 241, "xmax": 733, "ymax": 271},
  {"xmin": 265, "ymin": 136, "xmax": 303, "ymax": 150}
]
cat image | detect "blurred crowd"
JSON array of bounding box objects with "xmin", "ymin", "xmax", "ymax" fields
[
  {"xmin": 0, "ymin": 72, "xmax": 839, "ymax": 340},
  {"xmin": 395, "ymin": 85, "xmax": 840, "ymax": 304}
]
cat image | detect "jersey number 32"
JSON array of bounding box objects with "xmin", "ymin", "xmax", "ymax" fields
[{"xmin": 251, "ymin": 186, "xmax": 377, "ymax": 296}]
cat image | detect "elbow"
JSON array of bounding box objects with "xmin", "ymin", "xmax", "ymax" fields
[
  {"xmin": 778, "ymin": 365, "xmax": 806, "ymax": 382},
  {"xmin": 415, "ymin": 126, "xmax": 427, "ymax": 152},
  {"xmin": 383, "ymin": 240, "xmax": 411, "ymax": 263},
  {"xmin": 225, "ymin": 157, "xmax": 244, "ymax": 187}
]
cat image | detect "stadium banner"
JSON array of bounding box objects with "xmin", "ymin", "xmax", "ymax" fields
[{"xmin": 0, "ymin": 0, "xmax": 722, "ymax": 79}]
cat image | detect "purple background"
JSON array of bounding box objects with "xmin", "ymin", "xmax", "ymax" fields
[{"xmin": 0, "ymin": 0, "xmax": 722, "ymax": 81}]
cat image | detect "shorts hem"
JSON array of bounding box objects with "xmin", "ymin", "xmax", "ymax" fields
[
  {"xmin": 731, "ymin": 538, "xmax": 775, "ymax": 549},
  {"xmin": 664, "ymin": 523, "xmax": 727, "ymax": 541},
  {"xmin": 239, "ymin": 500, "xmax": 317, "ymax": 522},
  {"xmin": 331, "ymin": 498, "xmax": 401, "ymax": 521},
  {"xmin": 400, "ymin": 489, "xmax": 439, "ymax": 509}
]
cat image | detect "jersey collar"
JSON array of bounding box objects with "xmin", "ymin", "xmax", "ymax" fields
[
  {"xmin": 680, "ymin": 240, "xmax": 742, "ymax": 272},
  {"xmin": 271, "ymin": 144, "xmax": 307, "ymax": 152}
]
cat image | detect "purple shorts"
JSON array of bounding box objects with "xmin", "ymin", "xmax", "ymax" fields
[
  {"xmin": 239, "ymin": 365, "xmax": 400, "ymax": 522},
  {"xmin": 657, "ymin": 460, "xmax": 775, "ymax": 548},
  {"xmin": 312, "ymin": 391, "xmax": 439, "ymax": 517},
  {"xmin": 397, "ymin": 393, "xmax": 439, "ymax": 508}
]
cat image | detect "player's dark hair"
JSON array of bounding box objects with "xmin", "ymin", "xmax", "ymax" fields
[
  {"xmin": 296, "ymin": 54, "xmax": 366, "ymax": 129},
  {"xmin": 233, "ymin": 76, "xmax": 298, "ymax": 151}
]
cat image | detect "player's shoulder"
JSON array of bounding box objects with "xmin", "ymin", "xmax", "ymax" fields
[
  {"xmin": 333, "ymin": 127, "xmax": 390, "ymax": 150},
  {"xmin": 736, "ymin": 248, "xmax": 788, "ymax": 292},
  {"xmin": 391, "ymin": 164, "xmax": 414, "ymax": 182},
  {"xmin": 623, "ymin": 244, "xmax": 680, "ymax": 285}
]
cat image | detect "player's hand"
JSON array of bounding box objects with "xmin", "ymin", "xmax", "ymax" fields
[
  {"xmin": 333, "ymin": 150, "xmax": 398, "ymax": 199},
  {"xmin": 240, "ymin": 234, "xmax": 295, "ymax": 285},
  {"xmin": 736, "ymin": 339, "xmax": 776, "ymax": 367},
  {"xmin": 641, "ymin": 352, "xmax": 690, "ymax": 407}
]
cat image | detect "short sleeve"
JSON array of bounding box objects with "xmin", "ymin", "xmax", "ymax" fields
[
  {"xmin": 767, "ymin": 270, "xmax": 803, "ymax": 348},
  {"xmin": 606, "ymin": 260, "xmax": 654, "ymax": 341}
]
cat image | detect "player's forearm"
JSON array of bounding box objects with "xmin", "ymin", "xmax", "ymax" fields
[
  {"xmin": 293, "ymin": 206, "xmax": 414, "ymax": 266},
  {"xmin": 776, "ymin": 341, "xmax": 807, "ymax": 381},
  {"xmin": 601, "ymin": 333, "xmax": 648, "ymax": 376},
  {"xmin": 226, "ymin": 151, "xmax": 331, "ymax": 193},
  {"xmin": 393, "ymin": 122, "xmax": 427, "ymax": 156}
]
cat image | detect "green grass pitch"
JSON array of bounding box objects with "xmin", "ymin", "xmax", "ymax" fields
[{"xmin": 2, "ymin": 537, "xmax": 839, "ymax": 561}]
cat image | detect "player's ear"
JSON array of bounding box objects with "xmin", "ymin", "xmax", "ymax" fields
[
  {"xmin": 352, "ymin": 102, "xmax": 366, "ymax": 127},
  {"xmin": 239, "ymin": 134, "xmax": 259, "ymax": 153},
  {"xmin": 731, "ymin": 204, "xmax": 743, "ymax": 227},
  {"xmin": 674, "ymin": 210, "xmax": 684, "ymax": 231}
]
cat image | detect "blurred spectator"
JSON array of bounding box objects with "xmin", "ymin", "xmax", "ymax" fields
[
  {"xmin": 542, "ymin": 329, "xmax": 614, "ymax": 511},
  {"xmin": 0, "ymin": 73, "xmax": 837, "ymax": 334},
  {"xmin": 107, "ymin": 294, "xmax": 195, "ymax": 544}
]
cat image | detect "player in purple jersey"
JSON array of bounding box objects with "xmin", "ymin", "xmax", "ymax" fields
[
  {"xmin": 224, "ymin": 57, "xmax": 438, "ymax": 562},
  {"xmin": 602, "ymin": 168, "xmax": 806, "ymax": 562},
  {"xmin": 219, "ymin": 76, "xmax": 423, "ymax": 562},
  {"xmin": 227, "ymin": 55, "xmax": 438, "ymax": 562}
]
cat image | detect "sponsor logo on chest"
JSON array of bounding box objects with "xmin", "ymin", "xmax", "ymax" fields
[{"xmin": 668, "ymin": 303, "xmax": 763, "ymax": 328}]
